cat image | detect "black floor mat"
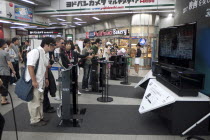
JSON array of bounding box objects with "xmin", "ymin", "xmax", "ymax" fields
[
  {"xmin": 118, "ymin": 76, "xmax": 142, "ymax": 83},
  {"xmin": 78, "ymin": 83, "xmax": 145, "ymax": 99},
  {"xmin": 3, "ymin": 103, "xmax": 171, "ymax": 135}
]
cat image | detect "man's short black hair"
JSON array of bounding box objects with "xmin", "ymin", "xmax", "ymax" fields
[
  {"xmin": 6, "ymin": 40, "xmax": 12, "ymax": 46},
  {"xmin": 12, "ymin": 37, "xmax": 19, "ymax": 43},
  {"xmin": 0, "ymin": 39, "xmax": 6, "ymax": 48},
  {"xmin": 95, "ymin": 38, "xmax": 101, "ymax": 44},
  {"xmin": 84, "ymin": 38, "xmax": 90, "ymax": 44},
  {"xmin": 137, "ymin": 43, "xmax": 141, "ymax": 47},
  {"xmin": 40, "ymin": 37, "xmax": 56, "ymax": 48}
]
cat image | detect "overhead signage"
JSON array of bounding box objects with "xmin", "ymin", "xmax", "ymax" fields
[
  {"xmin": 113, "ymin": 29, "xmax": 128, "ymax": 35},
  {"xmin": 0, "ymin": 1, "xmax": 6, "ymax": 17},
  {"xmin": 66, "ymin": 0, "xmax": 155, "ymax": 8},
  {"xmin": 66, "ymin": 34, "xmax": 73, "ymax": 40},
  {"xmin": 139, "ymin": 38, "xmax": 146, "ymax": 45},
  {"xmin": 183, "ymin": 0, "xmax": 210, "ymax": 14},
  {"xmin": 95, "ymin": 30, "xmax": 113, "ymax": 37},
  {"xmin": 89, "ymin": 31, "xmax": 95, "ymax": 38},
  {"xmin": 16, "ymin": 30, "xmax": 28, "ymax": 36},
  {"xmin": 206, "ymin": 8, "xmax": 210, "ymax": 17},
  {"xmin": 28, "ymin": 29, "xmax": 63, "ymax": 35},
  {"xmin": 15, "ymin": 5, "xmax": 33, "ymax": 22},
  {"xmin": 87, "ymin": 29, "xmax": 128, "ymax": 38}
]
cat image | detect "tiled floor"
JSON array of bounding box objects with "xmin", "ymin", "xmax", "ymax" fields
[{"xmin": 0, "ymin": 66, "xmax": 209, "ymax": 140}]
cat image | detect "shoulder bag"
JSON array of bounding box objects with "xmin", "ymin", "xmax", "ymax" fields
[{"xmin": 15, "ymin": 49, "xmax": 40, "ymax": 102}]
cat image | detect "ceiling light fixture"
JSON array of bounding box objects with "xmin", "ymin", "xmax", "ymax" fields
[
  {"xmin": 60, "ymin": 22, "xmax": 71, "ymax": 24},
  {"xmin": 49, "ymin": 23, "xmax": 57, "ymax": 25},
  {"xmin": 57, "ymin": 18, "xmax": 66, "ymax": 21},
  {"xmin": 24, "ymin": 26, "xmax": 37, "ymax": 28},
  {"xmin": 74, "ymin": 18, "xmax": 82, "ymax": 21},
  {"xmin": 21, "ymin": 0, "xmax": 38, "ymax": 5},
  {"xmin": 10, "ymin": 26, "xmax": 25, "ymax": 29},
  {"xmin": 69, "ymin": 25, "xmax": 76, "ymax": 27},
  {"xmin": 74, "ymin": 22, "xmax": 87, "ymax": 24},
  {"xmin": 0, "ymin": 20, "xmax": 12, "ymax": 23},
  {"xmin": 12, "ymin": 22, "xmax": 28, "ymax": 26},
  {"xmin": 92, "ymin": 17, "xmax": 100, "ymax": 20},
  {"xmin": 75, "ymin": 23, "xmax": 81, "ymax": 26},
  {"xmin": 37, "ymin": 28, "xmax": 45, "ymax": 29}
]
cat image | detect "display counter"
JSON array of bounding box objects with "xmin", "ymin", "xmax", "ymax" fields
[{"xmin": 139, "ymin": 79, "xmax": 210, "ymax": 135}]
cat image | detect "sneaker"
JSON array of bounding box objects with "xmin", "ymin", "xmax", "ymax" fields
[
  {"xmin": 12, "ymin": 83, "xmax": 16, "ymax": 86},
  {"xmin": 55, "ymin": 97, "xmax": 61, "ymax": 101},
  {"xmin": 78, "ymin": 91, "xmax": 82, "ymax": 95},
  {"xmin": 30, "ymin": 121, "xmax": 47, "ymax": 127}
]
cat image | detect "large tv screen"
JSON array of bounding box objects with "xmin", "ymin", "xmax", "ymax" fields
[{"xmin": 158, "ymin": 23, "xmax": 196, "ymax": 69}]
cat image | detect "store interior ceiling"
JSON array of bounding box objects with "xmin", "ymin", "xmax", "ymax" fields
[{"xmin": 3, "ymin": 0, "xmax": 175, "ymax": 30}]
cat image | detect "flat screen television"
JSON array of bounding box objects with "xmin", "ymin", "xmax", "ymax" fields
[{"xmin": 158, "ymin": 22, "xmax": 196, "ymax": 69}]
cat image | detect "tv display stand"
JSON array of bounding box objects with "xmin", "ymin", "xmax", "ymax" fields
[{"xmin": 156, "ymin": 64, "xmax": 205, "ymax": 97}]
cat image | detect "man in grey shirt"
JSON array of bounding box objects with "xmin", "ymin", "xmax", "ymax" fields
[{"xmin": 11, "ymin": 37, "xmax": 22, "ymax": 80}]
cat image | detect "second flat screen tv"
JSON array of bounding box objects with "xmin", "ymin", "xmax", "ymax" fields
[{"xmin": 158, "ymin": 23, "xmax": 196, "ymax": 69}]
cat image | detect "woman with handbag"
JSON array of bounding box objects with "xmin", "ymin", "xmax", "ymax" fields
[{"xmin": 0, "ymin": 39, "xmax": 16, "ymax": 105}]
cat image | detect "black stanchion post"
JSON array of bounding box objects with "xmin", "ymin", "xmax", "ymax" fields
[
  {"xmin": 120, "ymin": 57, "xmax": 131, "ymax": 85},
  {"xmin": 97, "ymin": 61, "xmax": 113, "ymax": 102}
]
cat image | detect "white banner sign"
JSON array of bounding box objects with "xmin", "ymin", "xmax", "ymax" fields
[{"xmin": 139, "ymin": 79, "xmax": 176, "ymax": 114}]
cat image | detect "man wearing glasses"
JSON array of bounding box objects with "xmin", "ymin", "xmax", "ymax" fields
[
  {"xmin": 54, "ymin": 37, "xmax": 65, "ymax": 59},
  {"xmin": 25, "ymin": 37, "xmax": 56, "ymax": 127}
]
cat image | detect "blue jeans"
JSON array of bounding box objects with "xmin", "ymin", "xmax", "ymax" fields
[{"xmin": 82, "ymin": 64, "xmax": 92, "ymax": 89}]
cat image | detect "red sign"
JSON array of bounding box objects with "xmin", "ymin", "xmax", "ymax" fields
[
  {"xmin": 95, "ymin": 30, "xmax": 113, "ymax": 37},
  {"xmin": 86, "ymin": 32, "xmax": 89, "ymax": 38}
]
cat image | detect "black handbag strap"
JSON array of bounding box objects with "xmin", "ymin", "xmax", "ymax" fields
[
  {"xmin": 22, "ymin": 49, "xmax": 40, "ymax": 80},
  {"xmin": 34, "ymin": 49, "xmax": 40, "ymax": 74}
]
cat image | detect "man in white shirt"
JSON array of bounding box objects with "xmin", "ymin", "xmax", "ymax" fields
[{"xmin": 25, "ymin": 37, "xmax": 56, "ymax": 126}]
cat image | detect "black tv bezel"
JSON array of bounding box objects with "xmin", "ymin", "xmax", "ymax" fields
[{"xmin": 158, "ymin": 22, "xmax": 197, "ymax": 70}]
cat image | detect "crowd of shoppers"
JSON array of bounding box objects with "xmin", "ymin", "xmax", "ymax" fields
[{"xmin": 0, "ymin": 36, "xmax": 142, "ymax": 128}]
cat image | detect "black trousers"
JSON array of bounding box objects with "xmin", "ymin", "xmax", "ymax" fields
[
  {"xmin": 0, "ymin": 75, "xmax": 10, "ymax": 97},
  {"xmin": 43, "ymin": 88, "xmax": 51, "ymax": 112},
  {"xmin": 13, "ymin": 61, "xmax": 20, "ymax": 80},
  {"xmin": 0, "ymin": 113, "xmax": 5, "ymax": 140}
]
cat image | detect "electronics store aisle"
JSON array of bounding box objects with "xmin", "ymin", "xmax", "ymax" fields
[{"xmin": 1, "ymin": 66, "xmax": 209, "ymax": 140}]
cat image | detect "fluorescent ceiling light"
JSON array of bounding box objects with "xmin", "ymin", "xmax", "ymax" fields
[
  {"xmin": 10, "ymin": 26, "xmax": 25, "ymax": 29},
  {"xmin": 37, "ymin": 28, "xmax": 45, "ymax": 29},
  {"xmin": 57, "ymin": 18, "xmax": 66, "ymax": 21},
  {"xmin": 12, "ymin": 22, "xmax": 28, "ymax": 26},
  {"xmin": 49, "ymin": 23, "xmax": 57, "ymax": 25},
  {"xmin": 60, "ymin": 22, "xmax": 71, "ymax": 24},
  {"xmin": 24, "ymin": 26, "xmax": 37, "ymax": 28},
  {"xmin": 69, "ymin": 25, "xmax": 76, "ymax": 27},
  {"xmin": 75, "ymin": 23, "xmax": 81, "ymax": 26},
  {"xmin": 21, "ymin": 0, "xmax": 38, "ymax": 5},
  {"xmin": 74, "ymin": 18, "xmax": 82, "ymax": 21},
  {"xmin": 74, "ymin": 22, "xmax": 87, "ymax": 24},
  {"xmin": 0, "ymin": 20, "xmax": 12, "ymax": 23},
  {"xmin": 51, "ymin": 10, "xmax": 175, "ymax": 17},
  {"xmin": 92, "ymin": 17, "xmax": 100, "ymax": 20}
]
